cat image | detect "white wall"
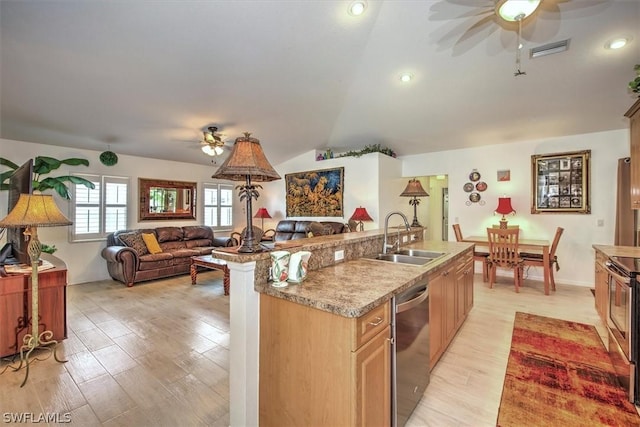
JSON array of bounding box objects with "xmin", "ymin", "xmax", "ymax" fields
[
  {"xmin": 401, "ymin": 129, "xmax": 630, "ymax": 287},
  {"xmin": 0, "ymin": 138, "xmax": 242, "ymax": 285}
]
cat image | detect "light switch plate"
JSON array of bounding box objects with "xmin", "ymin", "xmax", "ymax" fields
[{"xmin": 335, "ymin": 249, "xmax": 344, "ymax": 261}]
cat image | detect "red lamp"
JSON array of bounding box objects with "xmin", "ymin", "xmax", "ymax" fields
[
  {"xmin": 253, "ymin": 207, "xmax": 272, "ymax": 230},
  {"xmin": 349, "ymin": 207, "xmax": 373, "ymax": 231},
  {"xmin": 495, "ymin": 197, "xmax": 516, "ymax": 229}
]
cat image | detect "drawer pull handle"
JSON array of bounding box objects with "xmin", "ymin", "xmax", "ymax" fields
[{"xmin": 368, "ymin": 317, "xmax": 384, "ymax": 326}]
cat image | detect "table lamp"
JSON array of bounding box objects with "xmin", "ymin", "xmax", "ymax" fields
[
  {"xmin": 349, "ymin": 207, "xmax": 373, "ymax": 231},
  {"xmin": 212, "ymin": 132, "xmax": 281, "ymax": 253},
  {"xmin": 0, "ymin": 194, "xmax": 72, "ymax": 387},
  {"xmin": 254, "ymin": 207, "xmax": 272, "ymax": 230},
  {"xmin": 495, "ymin": 196, "xmax": 516, "ymax": 229},
  {"xmin": 400, "ymin": 178, "xmax": 429, "ymax": 227}
]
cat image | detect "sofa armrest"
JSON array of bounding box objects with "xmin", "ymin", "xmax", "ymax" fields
[
  {"xmin": 101, "ymin": 245, "xmax": 139, "ymax": 286},
  {"xmin": 213, "ymin": 237, "xmax": 234, "ymax": 247}
]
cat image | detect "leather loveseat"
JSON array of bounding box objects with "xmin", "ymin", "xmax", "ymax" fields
[
  {"xmin": 101, "ymin": 225, "xmax": 233, "ymax": 287},
  {"xmin": 273, "ymin": 220, "xmax": 348, "ymax": 242}
]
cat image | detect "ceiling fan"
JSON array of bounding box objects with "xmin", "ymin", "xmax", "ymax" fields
[{"xmin": 200, "ymin": 126, "xmax": 227, "ymax": 156}]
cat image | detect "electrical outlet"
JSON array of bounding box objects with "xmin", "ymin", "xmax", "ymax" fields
[
  {"xmin": 411, "ymin": 234, "xmax": 417, "ymax": 241},
  {"xmin": 335, "ymin": 249, "xmax": 344, "ymax": 261},
  {"xmin": 402, "ymin": 236, "xmax": 408, "ymax": 243}
]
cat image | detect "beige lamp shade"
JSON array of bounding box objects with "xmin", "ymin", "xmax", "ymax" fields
[
  {"xmin": 400, "ymin": 179, "xmax": 429, "ymax": 197},
  {"xmin": 0, "ymin": 194, "xmax": 72, "ymax": 228},
  {"xmin": 211, "ymin": 132, "xmax": 281, "ymax": 182}
]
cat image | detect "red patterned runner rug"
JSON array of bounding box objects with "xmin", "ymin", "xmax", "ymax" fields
[{"xmin": 497, "ymin": 312, "xmax": 640, "ymax": 426}]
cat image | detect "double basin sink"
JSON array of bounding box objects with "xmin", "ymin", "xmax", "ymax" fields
[{"xmin": 365, "ymin": 249, "xmax": 446, "ymax": 266}]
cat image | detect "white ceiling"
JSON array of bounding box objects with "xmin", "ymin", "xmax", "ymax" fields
[{"xmin": 1, "ymin": 0, "xmax": 639, "ymax": 167}]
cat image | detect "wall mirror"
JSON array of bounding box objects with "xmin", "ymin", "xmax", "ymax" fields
[{"xmin": 139, "ymin": 178, "xmax": 197, "ymax": 221}]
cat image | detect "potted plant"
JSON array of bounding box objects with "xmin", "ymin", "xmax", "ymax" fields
[
  {"xmin": 0, "ymin": 156, "xmax": 95, "ymax": 199},
  {"xmin": 630, "ymin": 64, "xmax": 640, "ymax": 96}
]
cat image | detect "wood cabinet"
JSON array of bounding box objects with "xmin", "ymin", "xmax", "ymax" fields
[
  {"xmin": 429, "ymin": 248, "xmax": 474, "ymax": 369},
  {"xmin": 0, "ymin": 255, "xmax": 68, "ymax": 358},
  {"xmin": 259, "ymin": 295, "xmax": 391, "ymax": 427},
  {"xmin": 626, "ymin": 98, "xmax": 640, "ymax": 208},
  {"xmin": 594, "ymin": 249, "xmax": 609, "ymax": 324}
]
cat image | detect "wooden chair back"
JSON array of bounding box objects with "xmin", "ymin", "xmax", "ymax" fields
[
  {"xmin": 486, "ymin": 227, "xmax": 521, "ymax": 267},
  {"xmin": 549, "ymin": 227, "xmax": 564, "ymax": 259},
  {"xmin": 452, "ymin": 224, "xmax": 463, "ymax": 242}
]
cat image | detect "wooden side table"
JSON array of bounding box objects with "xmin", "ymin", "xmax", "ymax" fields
[{"xmin": 190, "ymin": 255, "xmax": 230, "ymax": 295}]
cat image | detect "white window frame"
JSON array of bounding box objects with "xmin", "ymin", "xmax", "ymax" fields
[
  {"xmin": 203, "ymin": 182, "xmax": 234, "ymax": 232},
  {"xmin": 69, "ymin": 174, "xmax": 129, "ymax": 242}
]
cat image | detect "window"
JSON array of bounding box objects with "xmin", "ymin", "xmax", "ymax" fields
[
  {"xmin": 70, "ymin": 174, "xmax": 129, "ymax": 241},
  {"xmin": 204, "ymin": 183, "xmax": 233, "ymax": 230}
]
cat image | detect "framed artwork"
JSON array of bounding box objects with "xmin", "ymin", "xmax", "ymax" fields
[
  {"xmin": 531, "ymin": 150, "xmax": 591, "ymax": 214},
  {"xmin": 497, "ymin": 170, "xmax": 511, "ymax": 182},
  {"xmin": 285, "ymin": 167, "xmax": 344, "ymax": 217}
]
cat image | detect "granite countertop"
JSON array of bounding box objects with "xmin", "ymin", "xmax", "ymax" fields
[
  {"xmin": 256, "ymin": 240, "xmax": 473, "ymax": 318},
  {"xmin": 593, "ymin": 244, "xmax": 640, "ymax": 258}
]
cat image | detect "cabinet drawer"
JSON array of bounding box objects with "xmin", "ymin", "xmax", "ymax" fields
[{"xmin": 353, "ymin": 301, "xmax": 389, "ymax": 350}]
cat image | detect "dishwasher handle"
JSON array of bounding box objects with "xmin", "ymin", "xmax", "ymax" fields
[{"xmin": 396, "ymin": 287, "xmax": 428, "ymax": 314}]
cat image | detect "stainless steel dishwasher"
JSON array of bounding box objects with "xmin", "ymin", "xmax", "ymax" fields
[{"xmin": 392, "ymin": 280, "xmax": 430, "ymax": 427}]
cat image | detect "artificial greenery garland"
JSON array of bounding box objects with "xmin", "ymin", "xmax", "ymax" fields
[
  {"xmin": 630, "ymin": 64, "xmax": 640, "ymax": 95},
  {"xmin": 338, "ymin": 144, "xmax": 397, "ymax": 158}
]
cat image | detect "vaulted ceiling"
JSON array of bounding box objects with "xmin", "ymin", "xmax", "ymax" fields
[{"xmin": 1, "ymin": 0, "xmax": 639, "ymax": 166}]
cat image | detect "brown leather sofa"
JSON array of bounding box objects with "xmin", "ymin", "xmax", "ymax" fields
[
  {"xmin": 273, "ymin": 220, "xmax": 349, "ymax": 242},
  {"xmin": 102, "ymin": 225, "xmax": 233, "ymax": 287}
]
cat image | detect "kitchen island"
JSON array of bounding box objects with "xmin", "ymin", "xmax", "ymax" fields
[{"xmin": 212, "ymin": 229, "xmax": 473, "ymax": 426}]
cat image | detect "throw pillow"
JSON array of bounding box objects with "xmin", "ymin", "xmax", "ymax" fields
[
  {"xmin": 119, "ymin": 232, "xmax": 149, "ymax": 256},
  {"xmin": 141, "ymin": 233, "xmax": 162, "ymax": 254}
]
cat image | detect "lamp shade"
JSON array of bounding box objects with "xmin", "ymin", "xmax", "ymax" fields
[
  {"xmin": 400, "ymin": 179, "xmax": 429, "ymax": 197},
  {"xmin": 211, "ymin": 132, "xmax": 281, "ymax": 182},
  {"xmin": 350, "ymin": 207, "xmax": 373, "ymax": 222},
  {"xmin": 254, "ymin": 207, "xmax": 272, "ymax": 219},
  {"xmin": 495, "ymin": 197, "xmax": 516, "ymax": 215},
  {"xmin": 0, "ymin": 194, "xmax": 72, "ymax": 228}
]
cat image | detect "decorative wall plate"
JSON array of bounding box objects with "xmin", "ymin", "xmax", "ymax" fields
[
  {"xmin": 469, "ymin": 192, "xmax": 481, "ymax": 203},
  {"xmin": 463, "ymin": 182, "xmax": 474, "ymax": 192},
  {"xmin": 475, "ymin": 181, "xmax": 487, "ymax": 192},
  {"xmin": 469, "ymin": 171, "xmax": 481, "ymax": 182}
]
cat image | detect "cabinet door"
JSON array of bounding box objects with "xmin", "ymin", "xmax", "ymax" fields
[
  {"xmin": 628, "ymin": 100, "xmax": 640, "ymax": 208},
  {"xmin": 454, "ymin": 262, "xmax": 466, "ymax": 328},
  {"xmin": 353, "ymin": 326, "xmax": 390, "ymax": 427},
  {"xmin": 429, "ymin": 272, "xmax": 444, "ymax": 367},
  {"xmin": 594, "ymin": 254, "xmax": 608, "ymax": 323},
  {"xmin": 443, "ymin": 268, "xmax": 456, "ymax": 342}
]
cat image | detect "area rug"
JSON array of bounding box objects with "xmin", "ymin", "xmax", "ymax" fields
[{"xmin": 497, "ymin": 312, "xmax": 640, "ymax": 427}]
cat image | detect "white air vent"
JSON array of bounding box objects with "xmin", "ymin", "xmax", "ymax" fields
[{"xmin": 530, "ymin": 39, "xmax": 571, "ymax": 59}]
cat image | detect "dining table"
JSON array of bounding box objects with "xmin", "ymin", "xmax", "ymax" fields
[{"xmin": 462, "ymin": 235, "xmax": 552, "ymax": 295}]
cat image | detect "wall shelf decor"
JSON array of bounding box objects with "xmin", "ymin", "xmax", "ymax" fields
[{"xmin": 531, "ymin": 150, "xmax": 591, "ymax": 214}]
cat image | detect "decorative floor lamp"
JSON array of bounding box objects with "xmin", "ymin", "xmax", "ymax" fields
[
  {"xmin": 400, "ymin": 178, "xmax": 429, "ymax": 228},
  {"xmin": 0, "ymin": 194, "xmax": 72, "ymax": 387},
  {"xmin": 495, "ymin": 196, "xmax": 516, "ymax": 228},
  {"xmin": 212, "ymin": 132, "xmax": 281, "ymax": 253},
  {"xmin": 349, "ymin": 207, "xmax": 373, "ymax": 231}
]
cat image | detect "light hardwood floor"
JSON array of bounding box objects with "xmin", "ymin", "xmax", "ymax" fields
[{"xmin": 0, "ymin": 269, "xmax": 603, "ymax": 426}]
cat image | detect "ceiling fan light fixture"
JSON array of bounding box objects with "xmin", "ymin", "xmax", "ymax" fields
[
  {"xmin": 496, "ymin": 0, "xmax": 541, "ymax": 22},
  {"xmin": 202, "ymin": 145, "xmax": 217, "ymax": 156}
]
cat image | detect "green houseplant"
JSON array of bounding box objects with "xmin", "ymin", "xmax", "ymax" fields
[
  {"xmin": 0, "ymin": 156, "xmax": 95, "ymax": 199},
  {"xmin": 630, "ymin": 64, "xmax": 640, "ymax": 95}
]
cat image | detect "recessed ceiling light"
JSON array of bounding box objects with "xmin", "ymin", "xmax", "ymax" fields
[
  {"xmin": 400, "ymin": 73, "xmax": 413, "ymax": 83},
  {"xmin": 607, "ymin": 38, "xmax": 628, "ymax": 49},
  {"xmin": 348, "ymin": 1, "xmax": 366, "ymax": 16}
]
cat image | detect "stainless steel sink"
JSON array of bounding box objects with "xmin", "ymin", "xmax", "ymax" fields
[
  {"xmin": 396, "ymin": 249, "xmax": 445, "ymax": 259},
  {"xmin": 368, "ymin": 253, "xmax": 434, "ymax": 266}
]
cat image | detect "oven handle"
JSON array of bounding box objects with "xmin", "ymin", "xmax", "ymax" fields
[{"xmin": 605, "ymin": 262, "xmax": 632, "ymax": 285}]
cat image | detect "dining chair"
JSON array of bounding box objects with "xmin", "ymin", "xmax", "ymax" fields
[
  {"xmin": 486, "ymin": 227, "xmax": 523, "ymax": 292},
  {"xmin": 452, "ymin": 224, "xmax": 489, "ymax": 282},
  {"xmin": 520, "ymin": 227, "xmax": 564, "ymax": 291}
]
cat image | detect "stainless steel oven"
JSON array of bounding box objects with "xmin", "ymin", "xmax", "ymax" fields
[{"xmin": 605, "ymin": 256, "xmax": 639, "ymax": 404}]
